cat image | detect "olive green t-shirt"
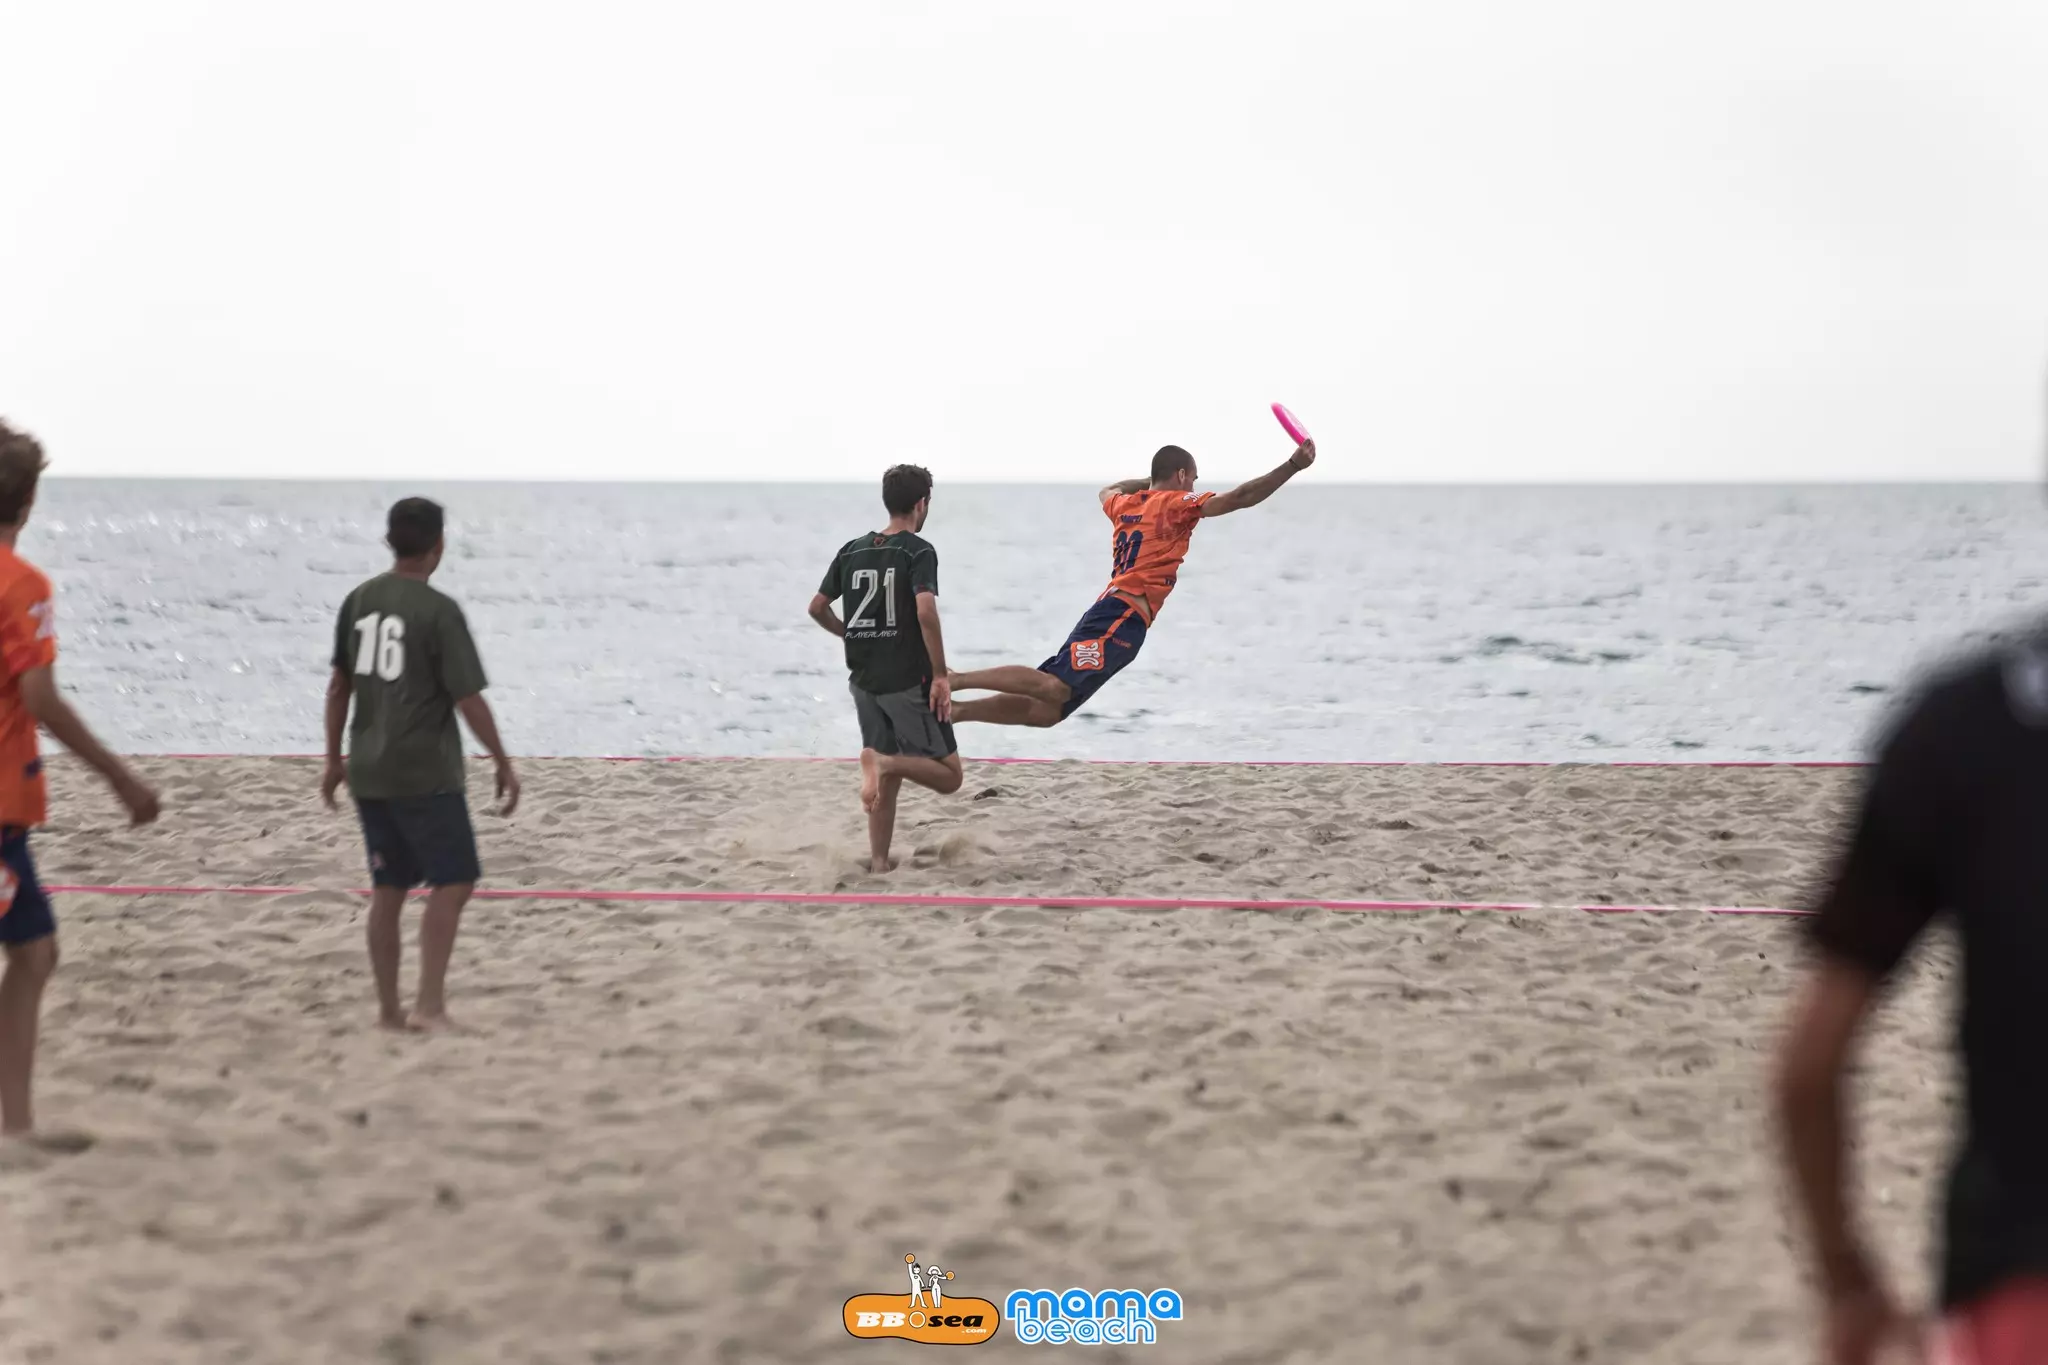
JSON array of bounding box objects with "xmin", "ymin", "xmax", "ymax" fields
[
  {"xmin": 332, "ymin": 574, "xmax": 488, "ymax": 800},
  {"xmin": 818, "ymin": 531, "xmax": 939, "ymax": 695}
]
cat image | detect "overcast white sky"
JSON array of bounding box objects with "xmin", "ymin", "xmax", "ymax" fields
[{"xmin": 4, "ymin": 0, "xmax": 2045, "ymax": 482}]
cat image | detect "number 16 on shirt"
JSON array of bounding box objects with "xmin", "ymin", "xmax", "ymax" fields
[{"xmin": 354, "ymin": 613, "xmax": 406, "ymax": 681}]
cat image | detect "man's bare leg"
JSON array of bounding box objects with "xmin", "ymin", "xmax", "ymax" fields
[
  {"xmin": 952, "ymin": 694, "xmax": 1065, "ymax": 728},
  {"xmin": 0, "ymin": 937, "xmax": 56, "ymax": 1136},
  {"xmin": 867, "ymin": 774, "xmax": 903, "ymax": 872},
  {"xmin": 859, "ymin": 747, "xmax": 882, "ymax": 813},
  {"xmin": 366, "ymin": 886, "xmax": 408, "ymax": 1030},
  {"xmin": 949, "ymin": 666, "xmax": 1069, "ymax": 705},
  {"xmin": 410, "ymin": 882, "xmax": 474, "ymax": 1032},
  {"xmin": 877, "ymin": 752, "xmax": 963, "ymax": 795}
]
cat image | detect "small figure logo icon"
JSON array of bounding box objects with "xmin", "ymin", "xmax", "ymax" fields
[{"xmin": 844, "ymin": 1251, "xmax": 999, "ymax": 1346}]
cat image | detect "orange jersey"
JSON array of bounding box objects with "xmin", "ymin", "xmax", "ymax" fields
[
  {"xmin": 0, "ymin": 549, "xmax": 54, "ymax": 828},
  {"xmin": 1100, "ymin": 488, "xmax": 1215, "ymax": 620}
]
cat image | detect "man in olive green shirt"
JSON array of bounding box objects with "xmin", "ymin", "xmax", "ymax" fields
[{"xmin": 322, "ymin": 498, "xmax": 519, "ymax": 1031}]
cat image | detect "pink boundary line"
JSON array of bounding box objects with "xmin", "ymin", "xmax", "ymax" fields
[
  {"xmin": 146, "ymin": 753, "xmax": 1866, "ymax": 769},
  {"xmin": 45, "ymin": 883, "xmax": 1811, "ymax": 917}
]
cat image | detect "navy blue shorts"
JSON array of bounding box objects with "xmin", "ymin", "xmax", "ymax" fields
[
  {"xmin": 355, "ymin": 793, "xmax": 482, "ymax": 890},
  {"xmin": 1038, "ymin": 595, "xmax": 1149, "ymax": 719},
  {"xmin": 0, "ymin": 828, "xmax": 55, "ymax": 946}
]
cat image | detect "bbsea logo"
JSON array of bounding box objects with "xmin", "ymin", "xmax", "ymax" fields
[
  {"xmin": 844, "ymin": 1252, "xmax": 1001, "ymax": 1346},
  {"xmin": 1070, "ymin": 639, "xmax": 1105, "ymax": 671}
]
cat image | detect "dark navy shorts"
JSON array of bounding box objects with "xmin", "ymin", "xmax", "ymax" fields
[
  {"xmin": 355, "ymin": 793, "xmax": 482, "ymax": 890},
  {"xmin": 0, "ymin": 827, "xmax": 55, "ymax": 946},
  {"xmin": 1038, "ymin": 595, "xmax": 1149, "ymax": 719}
]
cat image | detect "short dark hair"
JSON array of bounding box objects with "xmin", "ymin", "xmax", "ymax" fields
[
  {"xmin": 1150, "ymin": 445, "xmax": 1195, "ymax": 483},
  {"xmin": 0, "ymin": 420, "xmax": 48, "ymax": 525},
  {"xmin": 387, "ymin": 497, "xmax": 446, "ymax": 559},
  {"xmin": 882, "ymin": 464, "xmax": 933, "ymax": 516}
]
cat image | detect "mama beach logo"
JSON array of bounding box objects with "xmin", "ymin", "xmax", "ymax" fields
[
  {"xmin": 1004, "ymin": 1285, "xmax": 1185, "ymax": 1346},
  {"xmin": 843, "ymin": 1252, "xmax": 1001, "ymax": 1346}
]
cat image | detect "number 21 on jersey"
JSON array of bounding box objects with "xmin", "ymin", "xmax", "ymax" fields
[
  {"xmin": 848, "ymin": 568, "xmax": 897, "ymax": 629},
  {"xmin": 353, "ymin": 613, "xmax": 406, "ymax": 681}
]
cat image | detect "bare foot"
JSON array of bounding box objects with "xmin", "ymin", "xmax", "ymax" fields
[
  {"xmin": 3, "ymin": 1127, "xmax": 95, "ymax": 1155},
  {"xmin": 859, "ymin": 749, "xmax": 881, "ymax": 813},
  {"xmin": 867, "ymin": 856, "xmax": 899, "ymax": 874},
  {"xmin": 406, "ymin": 1011, "xmax": 459, "ymax": 1034},
  {"xmin": 378, "ymin": 1012, "xmax": 409, "ymax": 1032}
]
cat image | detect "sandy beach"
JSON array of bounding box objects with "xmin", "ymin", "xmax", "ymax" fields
[{"xmin": 0, "ymin": 757, "xmax": 1956, "ymax": 1364}]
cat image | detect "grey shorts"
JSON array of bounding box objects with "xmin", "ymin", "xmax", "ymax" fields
[{"xmin": 851, "ymin": 682, "xmax": 957, "ymax": 760}]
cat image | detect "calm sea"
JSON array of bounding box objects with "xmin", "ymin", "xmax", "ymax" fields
[{"xmin": 28, "ymin": 480, "xmax": 2048, "ymax": 763}]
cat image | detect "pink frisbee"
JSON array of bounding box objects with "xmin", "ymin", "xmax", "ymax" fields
[{"xmin": 1271, "ymin": 402, "xmax": 1311, "ymax": 445}]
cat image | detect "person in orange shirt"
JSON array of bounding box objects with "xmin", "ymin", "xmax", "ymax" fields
[
  {"xmin": 950, "ymin": 438, "xmax": 1316, "ymax": 727},
  {"xmin": 0, "ymin": 421, "xmax": 161, "ymax": 1143}
]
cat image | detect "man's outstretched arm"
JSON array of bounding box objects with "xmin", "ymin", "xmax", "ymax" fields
[
  {"xmin": 1201, "ymin": 440, "xmax": 1316, "ymax": 518},
  {"xmin": 20, "ymin": 667, "xmax": 159, "ymax": 824}
]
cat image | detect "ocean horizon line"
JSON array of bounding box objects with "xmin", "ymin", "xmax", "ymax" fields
[{"xmin": 39, "ymin": 475, "xmax": 2039, "ymax": 489}]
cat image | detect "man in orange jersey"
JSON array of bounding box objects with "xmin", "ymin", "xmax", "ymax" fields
[
  {"xmin": 950, "ymin": 439, "xmax": 1316, "ymax": 727},
  {"xmin": 0, "ymin": 420, "xmax": 161, "ymax": 1142}
]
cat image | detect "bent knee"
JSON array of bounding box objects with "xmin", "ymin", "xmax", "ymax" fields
[{"xmin": 1029, "ymin": 706, "xmax": 1065, "ymax": 728}]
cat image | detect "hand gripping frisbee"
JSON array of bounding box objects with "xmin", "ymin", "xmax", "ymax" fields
[{"xmin": 1271, "ymin": 403, "xmax": 1311, "ymax": 445}]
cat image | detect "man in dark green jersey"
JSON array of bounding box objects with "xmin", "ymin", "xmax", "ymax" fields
[
  {"xmin": 808, "ymin": 465, "xmax": 963, "ymax": 873},
  {"xmin": 321, "ymin": 498, "xmax": 520, "ymax": 1032}
]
